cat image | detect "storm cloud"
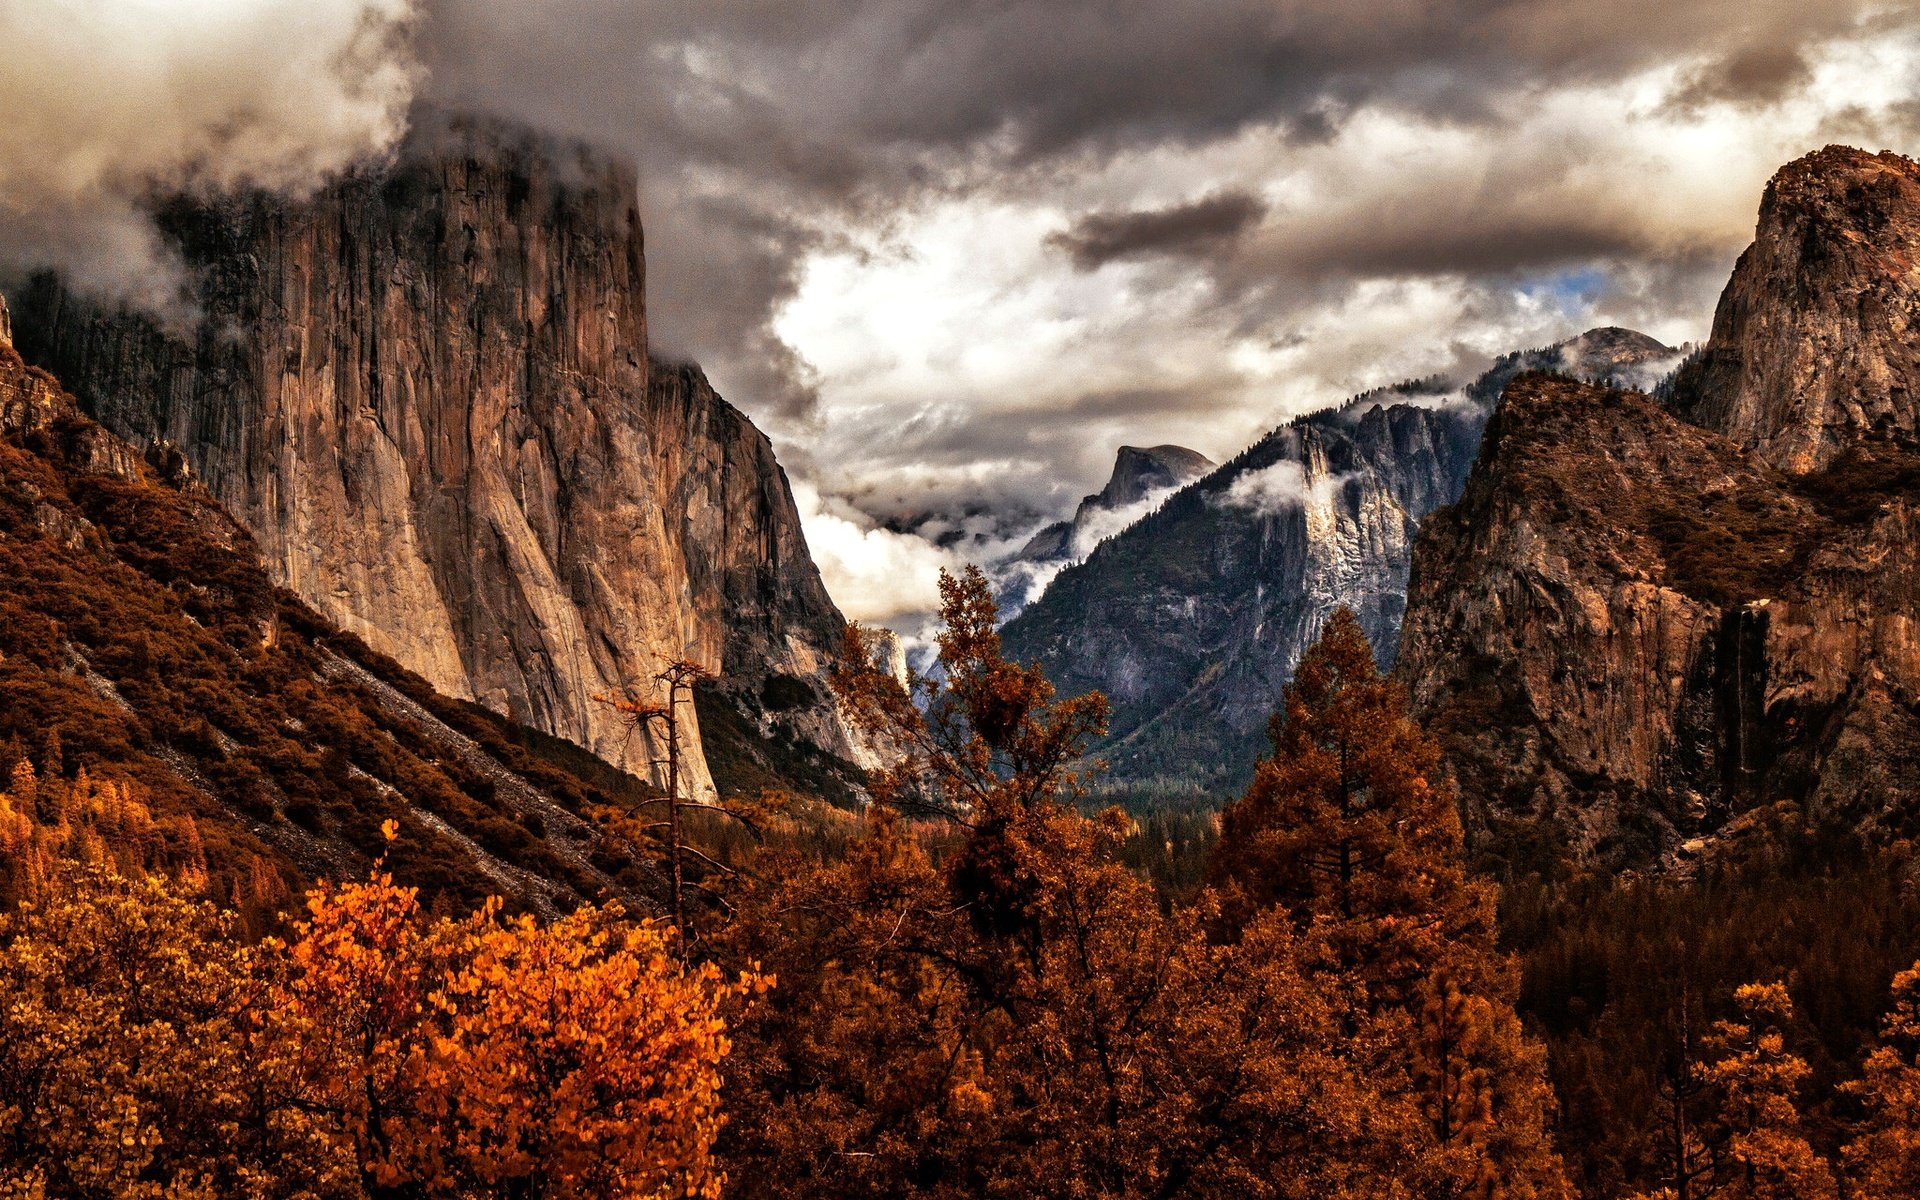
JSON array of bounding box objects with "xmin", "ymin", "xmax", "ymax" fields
[
  {"xmin": 5, "ymin": 0, "xmax": 1918, "ymax": 624},
  {"xmin": 0, "ymin": 0, "xmax": 418, "ymax": 318},
  {"xmin": 1051, "ymin": 192, "xmax": 1269, "ymax": 269}
]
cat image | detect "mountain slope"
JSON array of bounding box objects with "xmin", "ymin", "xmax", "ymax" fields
[
  {"xmin": 1398, "ymin": 147, "xmax": 1920, "ymax": 872},
  {"xmin": 1001, "ymin": 328, "xmax": 1675, "ymax": 798},
  {"xmin": 14, "ymin": 117, "xmax": 856, "ymax": 800},
  {"xmin": 0, "ymin": 294, "xmax": 662, "ymax": 915}
]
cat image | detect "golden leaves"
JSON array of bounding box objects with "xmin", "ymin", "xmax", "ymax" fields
[{"xmin": 0, "ymin": 861, "xmax": 758, "ymax": 1198}]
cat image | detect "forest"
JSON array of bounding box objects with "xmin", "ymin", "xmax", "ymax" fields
[{"xmin": 3, "ymin": 567, "xmax": 1918, "ymax": 1198}]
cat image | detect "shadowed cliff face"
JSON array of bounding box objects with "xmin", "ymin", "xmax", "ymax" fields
[
  {"xmin": 1400, "ymin": 147, "xmax": 1920, "ymax": 873},
  {"xmin": 1673, "ymin": 147, "xmax": 1920, "ymax": 473},
  {"xmin": 13, "ymin": 126, "xmax": 854, "ymax": 799},
  {"xmin": 1001, "ymin": 328, "xmax": 1673, "ymax": 798}
]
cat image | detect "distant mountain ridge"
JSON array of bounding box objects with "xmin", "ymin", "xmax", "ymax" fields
[
  {"xmin": 1017, "ymin": 444, "xmax": 1218, "ymax": 564},
  {"xmin": 1002, "ymin": 326, "xmax": 1676, "ymax": 798}
]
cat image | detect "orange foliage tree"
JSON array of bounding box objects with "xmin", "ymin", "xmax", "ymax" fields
[
  {"xmin": 0, "ymin": 865, "xmax": 352, "ymax": 1197},
  {"xmin": 718, "ymin": 569, "xmax": 1426, "ymax": 1199},
  {"xmin": 280, "ymin": 824, "xmax": 767, "ymax": 1199},
  {"xmin": 1847, "ymin": 961, "xmax": 1920, "ymax": 1196},
  {"xmin": 1211, "ymin": 608, "xmax": 1568, "ymax": 1200},
  {"xmin": 0, "ymin": 828, "xmax": 760, "ymax": 1199},
  {"xmin": 1631, "ymin": 982, "xmax": 1838, "ymax": 1200}
]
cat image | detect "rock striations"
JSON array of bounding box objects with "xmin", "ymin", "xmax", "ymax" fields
[
  {"xmin": 1672, "ymin": 147, "xmax": 1920, "ymax": 473},
  {"xmin": 1002, "ymin": 329, "xmax": 1674, "ymax": 796},
  {"xmin": 0, "ymin": 291, "xmax": 650, "ymax": 914},
  {"xmin": 13, "ymin": 121, "xmax": 855, "ymax": 799},
  {"xmin": 1399, "ymin": 146, "xmax": 1920, "ymax": 871}
]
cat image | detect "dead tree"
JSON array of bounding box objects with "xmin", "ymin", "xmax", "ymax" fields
[{"xmin": 600, "ymin": 659, "xmax": 760, "ymax": 948}]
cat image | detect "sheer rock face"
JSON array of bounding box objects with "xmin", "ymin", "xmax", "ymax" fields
[
  {"xmin": 1001, "ymin": 329, "xmax": 1673, "ymax": 794},
  {"xmin": 12, "ymin": 130, "xmax": 852, "ymax": 797},
  {"xmin": 1399, "ymin": 148, "xmax": 1920, "ymax": 871},
  {"xmin": 1673, "ymin": 147, "xmax": 1920, "ymax": 473},
  {"xmin": 1016, "ymin": 444, "xmax": 1217, "ymax": 564},
  {"xmin": 1399, "ymin": 374, "xmax": 1920, "ymax": 870}
]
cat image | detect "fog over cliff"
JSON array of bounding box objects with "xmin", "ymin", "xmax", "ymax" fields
[{"xmin": 5, "ymin": 0, "xmax": 1920, "ymax": 628}]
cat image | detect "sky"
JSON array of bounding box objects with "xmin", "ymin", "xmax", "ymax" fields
[{"xmin": 4, "ymin": 0, "xmax": 1919, "ymax": 628}]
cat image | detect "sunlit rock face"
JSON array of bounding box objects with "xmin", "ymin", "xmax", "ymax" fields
[
  {"xmin": 1002, "ymin": 327, "xmax": 1673, "ymax": 797},
  {"xmin": 1672, "ymin": 147, "xmax": 1920, "ymax": 475},
  {"xmin": 1400, "ymin": 147, "xmax": 1920, "ymax": 872},
  {"xmin": 13, "ymin": 120, "xmax": 856, "ymax": 798}
]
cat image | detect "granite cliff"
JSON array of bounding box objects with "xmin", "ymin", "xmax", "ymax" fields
[
  {"xmin": 0, "ymin": 291, "xmax": 661, "ymax": 914},
  {"xmin": 1002, "ymin": 329, "xmax": 1674, "ymax": 798},
  {"xmin": 13, "ymin": 122, "xmax": 856, "ymax": 800},
  {"xmin": 1015, "ymin": 444, "xmax": 1216, "ymax": 564},
  {"xmin": 1398, "ymin": 147, "xmax": 1920, "ymax": 872},
  {"xmin": 1671, "ymin": 147, "xmax": 1920, "ymax": 472}
]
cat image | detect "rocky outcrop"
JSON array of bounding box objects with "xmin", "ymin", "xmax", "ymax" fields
[
  {"xmin": 1399, "ymin": 147, "xmax": 1920, "ymax": 871},
  {"xmin": 0, "ymin": 300, "xmax": 644, "ymax": 913},
  {"xmin": 1400, "ymin": 373, "xmax": 1920, "ymax": 870},
  {"xmin": 1002, "ymin": 328, "xmax": 1674, "ymax": 795},
  {"xmin": 1672, "ymin": 147, "xmax": 1920, "ymax": 472},
  {"xmin": 13, "ymin": 121, "xmax": 855, "ymax": 798},
  {"xmin": 1017, "ymin": 444, "xmax": 1218, "ymax": 564}
]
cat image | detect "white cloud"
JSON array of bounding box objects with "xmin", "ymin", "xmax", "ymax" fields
[
  {"xmin": 1216, "ymin": 461, "xmax": 1355, "ymax": 516},
  {"xmin": 792, "ymin": 481, "xmax": 963, "ymax": 625},
  {"xmin": 757, "ymin": 16, "xmax": 1920, "ymax": 626},
  {"xmin": 1066, "ymin": 484, "xmax": 1181, "ymax": 559},
  {"xmin": 0, "ymin": 0, "xmax": 420, "ymax": 315}
]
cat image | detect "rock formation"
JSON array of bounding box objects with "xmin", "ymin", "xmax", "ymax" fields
[
  {"xmin": 1671, "ymin": 148, "xmax": 1920, "ymax": 473},
  {"xmin": 1398, "ymin": 147, "xmax": 1920, "ymax": 871},
  {"xmin": 0, "ymin": 292, "xmax": 642, "ymax": 913},
  {"xmin": 13, "ymin": 120, "xmax": 855, "ymax": 799},
  {"xmin": 1016, "ymin": 444, "xmax": 1217, "ymax": 564},
  {"xmin": 1002, "ymin": 328, "xmax": 1674, "ymax": 796}
]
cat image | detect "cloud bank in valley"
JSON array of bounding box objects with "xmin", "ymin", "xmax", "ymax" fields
[{"xmin": 0, "ymin": 0, "xmax": 419, "ymax": 316}]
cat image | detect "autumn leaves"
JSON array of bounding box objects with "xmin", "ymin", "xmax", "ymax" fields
[{"xmin": 0, "ymin": 851, "xmax": 760, "ymax": 1198}]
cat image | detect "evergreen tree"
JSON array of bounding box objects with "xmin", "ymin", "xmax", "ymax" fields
[
  {"xmin": 1211, "ymin": 607, "xmax": 1497, "ymax": 1005},
  {"xmin": 1632, "ymin": 983, "xmax": 1837, "ymax": 1200},
  {"xmin": 721, "ymin": 573, "xmax": 1429, "ymax": 1198},
  {"xmin": 1844, "ymin": 963, "xmax": 1920, "ymax": 1196},
  {"xmin": 1211, "ymin": 607, "xmax": 1568, "ymax": 1199},
  {"xmin": 1701, "ymin": 984, "xmax": 1836, "ymax": 1200}
]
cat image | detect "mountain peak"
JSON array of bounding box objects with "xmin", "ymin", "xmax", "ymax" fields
[
  {"xmin": 1098, "ymin": 444, "xmax": 1217, "ymax": 508},
  {"xmin": 1551, "ymin": 327, "xmax": 1678, "ymax": 391},
  {"xmin": 1767, "ymin": 143, "xmax": 1919, "ymax": 197},
  {"xmin": 1673, "ymin": 143, "xmax": 1920, "ymax": 471}
]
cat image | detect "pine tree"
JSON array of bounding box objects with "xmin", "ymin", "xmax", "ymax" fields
[
  {"xmin": 1211, "ymin": 607, "xmax": 1497, "ymax": 1006},
  {"xmin": 1844, "ymin": 963, "xmax": 1920, "ymax": 1196},
  {"xmin": 1703, "ymin": 983, "xmax": 1836, "ymax": 1200},
  {"xmin": 1211, "ymin": 607, "xmax": 1568, "ymax": 1199},
  {"xmin": 721, "ymin": 573, "xmax": 1428, "ymax": 1199},
  {"xmin": 1634, "ymin": 983, "xmax": 1837, "ymax": 1200},
  {"xmin": 1640, "ymin": 989, "xmax": 1719, "ymax": 1200}
]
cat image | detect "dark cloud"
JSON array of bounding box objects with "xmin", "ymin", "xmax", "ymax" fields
[
  {"xmin": 415, "ymin": 0, "xmax": 1902, "ymax": 428},
  {"xmin": 1050, "ymin": 191, "xmax": 1268, "ymax": 269},
  {"xmin": 1665, "ymin": 44, "xmax": 1815, "ymax": 113}
]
